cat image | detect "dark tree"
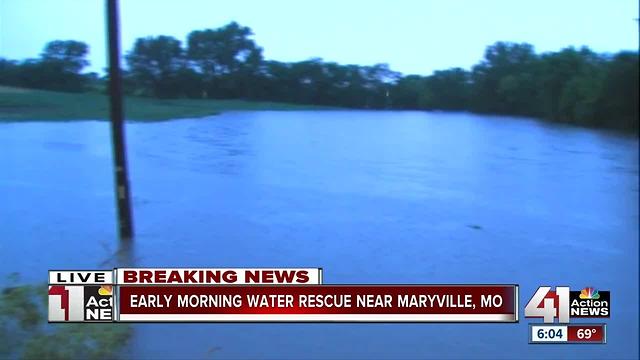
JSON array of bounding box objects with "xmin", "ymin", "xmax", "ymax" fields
[
  {"xmin": 125, "ymin": 35, "xmax": 192, "ymax": 98},
  {"xmin": 1, "ymin": 40, "xmax": 92, "ymax": 92},
  {"xmin": 421, "ymin": 68, "xmax": 470, "ymax": 110},
  {"xmin": 598, "ymin": 52, "xmax": 639, "ymax": 130},
  {"xmin": 40, "ymin": 40, "xmax": 90, "ymax": 74},
  {"xmin": 187, "ymin": 22, "xmax": 263, "ymax": 98},
  {"xmin": 469, "ymin": 42, "xmax": 540, "ymax": 115}
]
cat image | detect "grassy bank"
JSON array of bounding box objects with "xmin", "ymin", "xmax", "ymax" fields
[{"xmin": 0, "ymin": 86, "xmax": 331, "ymax": 121}]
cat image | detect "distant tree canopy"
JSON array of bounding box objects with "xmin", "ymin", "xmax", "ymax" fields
[
  {"xmin": 125, "ymin": 35, "xmax": 191, "ymax": 98},
  {"xmin": 41, "ymin": 40, "xmax": 90, "ymax": 73},
  {"xmin": 0, "ymin": 40, "xmax": 90, "ymax": 92},
  {"xmin": 0, "ymin": 22, "xmax": 637, "ymax": 131},
  {"xmin": 187, "ymin": 21, "xmax": 263, "ymax": 99}
]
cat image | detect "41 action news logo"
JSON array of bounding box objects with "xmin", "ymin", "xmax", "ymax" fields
[{"xmin": 524, "ymin": 286, "xmax": 610, "ymax": 323}]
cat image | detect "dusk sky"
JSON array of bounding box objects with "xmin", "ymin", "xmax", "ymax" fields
[{"xmin": 1, "ymin": 0, "xmax": 638, "ymax": 75}]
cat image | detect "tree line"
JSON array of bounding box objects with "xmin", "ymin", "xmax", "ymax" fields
[{"xmin": 0, "ymin": 21, "xmax": 637, "ymax": 130}]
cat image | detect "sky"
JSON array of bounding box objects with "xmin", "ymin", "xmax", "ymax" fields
[{"xmin": 0, "ymin": 0, "xmax": 638, "ymax": 76}]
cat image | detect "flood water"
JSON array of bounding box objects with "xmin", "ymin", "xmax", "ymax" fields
[{"xmin": 1, "ymin": 111, "xmax": 638, "ymax": 359}]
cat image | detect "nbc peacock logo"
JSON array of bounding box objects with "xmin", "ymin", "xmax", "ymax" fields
[
  {"xmin": 579, "ymin": 287, "xmax": 600, "ymax": 300},
  {"xmin": 98, "ymin": 285, "xmax": 113, "ymax": 296}
]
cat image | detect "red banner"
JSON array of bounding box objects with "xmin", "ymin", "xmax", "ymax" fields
[
  {"xmin": 117, "ymin": 285, "xmax": 517, "ymax": 322},
  {"xmin": 567, "ymin": 324, "xmax": 605, "ymax": 342}
]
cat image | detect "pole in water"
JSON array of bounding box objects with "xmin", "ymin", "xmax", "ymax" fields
[{"xmin": 106, "ymin": 0, "xmax": 134, "ymax": 240}]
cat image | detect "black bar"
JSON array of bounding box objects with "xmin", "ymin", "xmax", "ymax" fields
[{"xmin": 106, "ymin": 0, "xmax": 134, "ymax": 240}]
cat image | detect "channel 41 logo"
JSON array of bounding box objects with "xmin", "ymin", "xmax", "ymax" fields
[
  {"xmin": 48, "ymin": 270, "xmax": 114, "ymax": 322},
  {"xmin": 524, "ymin": 286, "xmax": 610, "ymax": 323}
]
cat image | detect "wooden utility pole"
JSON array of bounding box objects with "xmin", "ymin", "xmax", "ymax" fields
[{"xmin": 106, "ymin": 0, "xmax": 134, "ymax": 240}]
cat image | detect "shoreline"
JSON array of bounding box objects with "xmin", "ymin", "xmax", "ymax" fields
[
  {"xmin": 0, "ymin": 86, "xmax": 334, "ymax": 122},
  {"xmin": 0, "ymin": 86, "xmax": 637, "ymax": 136}
]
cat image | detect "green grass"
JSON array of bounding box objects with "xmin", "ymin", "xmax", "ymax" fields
[{"xmin": 0, "ymin": 86, "xmax": 332, "ymax": 121}]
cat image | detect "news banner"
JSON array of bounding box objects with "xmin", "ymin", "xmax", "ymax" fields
[{"xmin": 48, "ymin": 268, "xmax": 609, "ymax": 344}]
